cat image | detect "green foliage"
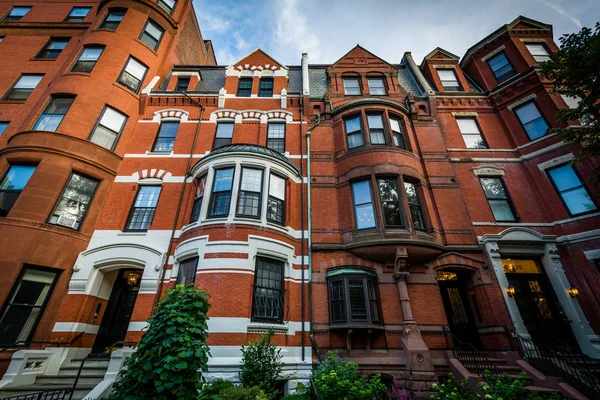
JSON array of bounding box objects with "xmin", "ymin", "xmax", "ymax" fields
[
  {"xmin": 239, "ymin": 330, "xmax": 283, "ymax": 398},
  {"xmin": 280, "ymin": 395, "xmax": 311, "ymax": 400},
  {"xmin": 431, "ymin": 372, "xmax": 561, "ymax": 400},
  {"xmin": 430, "ymin": 373, "xmax": 479, "ymax": 400},
  {"xmin": 539, "ymin": 22, "xmax": 600, "ymax": 163},
  {"xmin": 312, "ymin": 351, "xmax": 386, "ymax": 400},
  {"xmin": 108, "ymin": 285, "xmax": 211, "ymax": 400},
  {"xmin": 218, "ymin": 386, "xmax": 269, "ymax": 400},
  {"xmin": 199, "ymin": 379, "xmax": 235, "ymax": 400}
]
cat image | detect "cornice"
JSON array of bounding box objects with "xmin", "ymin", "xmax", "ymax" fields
[
  {"xmin": 99, "ymin": 0, "xmax": 178, "ymax": 30},
  {"xmin": 0, "ymin": 21, "xmax": 90, "ymax": 30}
]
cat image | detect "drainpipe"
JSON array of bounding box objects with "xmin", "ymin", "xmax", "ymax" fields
[
  {"xmin": 299, "ymin": 54, "xmax": 306, "ymax": 362},
  {"xmin": 153, "ymin": 91, "xmax": 205, "ymax": 310}
]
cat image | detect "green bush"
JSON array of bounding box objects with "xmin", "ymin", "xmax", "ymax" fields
[
  {"xmin": 312, "ymin": 352, "xmax": 386, "ymax": 400},
  {"xmin": 199, "ymin": 378, "xmax": 235, "ymax": 399},
  {"xmin": 108, "ymin": 285, "xmax": 211, "ymax": 400},
  {"xmin": 239, "ymin": 330, "xmax": 283, "ymax": 398},
  {"xmin": 218, "ymin": 386, "xmax": 269, "ymax": 400},
  {"xmin": 431, "ymin": 373, "xmax": 479, "ymax": 400},
  {"xmin": 280, "ymin": 395, "xmax": 311, "ymax": 400}
]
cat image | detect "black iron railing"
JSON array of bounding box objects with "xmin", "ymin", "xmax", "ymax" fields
[
  {"xmin": 504, "ymin": 326, "xmax": 600, "ymax": 399},
  {"xmin": 1, "ymin": 387, "xmax": 72, "ymax": 400},
  {"xmin": 442, "ymin": 326, "xmax": 498, "ymax": 376}
]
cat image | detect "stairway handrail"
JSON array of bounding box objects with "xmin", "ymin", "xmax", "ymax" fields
[{"xmin": 442, "ymin": 326, "xmax": 499, "ymax": 376}]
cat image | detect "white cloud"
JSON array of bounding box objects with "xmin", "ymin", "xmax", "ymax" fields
[
  {"xmin": 272, "ymin": 0, "xmax": 321, "ymax": 62},
  {"xmin": 536, "ymin": 0, "xmax": 582, "ymax": 28}
]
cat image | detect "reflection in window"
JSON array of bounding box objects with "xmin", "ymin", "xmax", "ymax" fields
[
  {"xmin": 377, "ymin": 178, "xmax": 402, "ymax": 226},
  {"xmin": 71, "ymin": 46, "xmax": 104, "ymax": 73},
  {"xmin": 479, "ymin": 177, "xmax": 516, "ymax": 222},
  {"xmin": 328, "ymin": 273, "xmax": 381, "ymax": 326},
  {"xmin": 32, "ymin": 97, "xmax": 74, "ymax": 132},
  {"xmin": 89, "ymin": 106, "xmax": 127, "ymax": 150},
  {"xmin": 344, "ymin": 116, "xmax": 363, "ymax": 149},
  {"xmin": 352, "ymin": 180, "xmax": 375, "ymax": 230},
  {"xmin": 258, "ymin": 78, "xmax": 273, "ymax": 97},
  {"xmin": 65, "ymin": 7, "xmax": 91, "ymax": 22},
  {"xmin": 456, "ymin": 118, "xmax": 487, "ymax": 149},
  {"xmin": 404, "ymin": 181, "xmax": 426, "ymax": 230},
  {"xmin": 48, "ymin": 173, "xmax": 99, "ymax": 229},
  {"xmin": 267, "ymin": 174, "xmax": 285, "ymax": 224},
  {"xmin": 367, "ymin": 114, "xmax": 386, "ymax": 144},
  {"xmin": 237, "ymin": 168, "xmax": 263, "ymax": 218},
  {"xmin": 37, "ymin": 38, "xmax": 69, "ymax": 59},
  {"xmin": 139, "ymin": 19, "xmax": 164, "ymax": 51},
  {"xmin": 548, "ymin": 165, "xmax": 597, "ymax": 216},
  {"xmin": 176, "ymin": 257, "xmax": 198, "ymax": 285},
  {"xmin": 514, "ymin": 101, "xmax": 548, "ymax": 141},
  {"xmin": 208, "ymin": 168, "xmax": 234, "ymax": 217},
  {"xmin": 176, "ymin": 77, "xmax": 190, "ymax": 91},
  {"xmin": 390, "ymin": 117, "xmax": 406, "ymax": 149},
  {"xmin": 213, "ymin": 122, "xmax": 234, "ymax": 149},
  {"xmin": 157, "ymin": 0, "xmax": 176, "ymax": 14},
  {"xmin": 4, "ymin": 75, "xmax": 43, "ymax": 101},
  {"xmin": 0, "ymin": 165, "xmax": 36, "ymax": 216},
  {"xmin": 487, "ymin": 52, "xmax": 516, "ymax": 83},
  {"xmin": 190, "ymin": 175, "xmax": 206, "ymax": 223},
  {"xmin": 252, "ymin": 258, "xmax": 284, "ymax": 323},
  {"xmin": 3, "ymin": 6, "xmax": 31, "ymax": 21},
  {"xmin": 267, "ymin": 123, "xmax": 285, "ymax": 153},
  {"xmin": 0, "ymin": 267, "xmax": 58, "ymax": 345},
  {"xmin": 118, "ymin": 57, "xmax": 148, "ymax": 93},
  {"xmin": 99, "ymin": 8, "xmax": 126, "ymax": 30},
  {"xmin": 152, "ymin": 121, "xmax": 179, "ymax": 152},
  {"xmin": 125, "ymin": 186, "xmax": 161, "ymax": 231},
  {"xmin": 525, "ymin": 43, "xmax": 550, "ymax": 62},
  {"xmin": 343, "ymin": 78, "xmax": 360, "ymax": 95},
  {"xmin": 367, "ymin": 78, "xmax": 385, "ymax": 95},
  {"xmin": 237, "ymin": 78, "xmax": 252, "ymax": 97}
]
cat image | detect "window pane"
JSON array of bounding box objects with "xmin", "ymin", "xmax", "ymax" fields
[
  {"xmin": 515, "ymin": 102, "xmax": 541, "ymax": 124},
  {"xmin": 269, "ymin": 174, "xmax": 285, "ymax": 200},
  {"xmin": 125, "ymin": 58, "xmax": 147, "ymax": 80},
  {"xmin": 390, "ymin": 118, "xmax": 401, "ymax": 132},
  {"xmin": 378, "ymin": 178, "xmax": 401, "ymax": 226},
  {"xmin": 267, "ymin": 123, "xmax": 285, "ymax": 138},
  {"xmin": 480, "ymin": 178, "xmax": 507, "ymax": 199},
  {"xmin": 548, "ymin": 165, "xmax": 580, "ymax": 192},
  {"xmin": 330, "ymin": 280, "xmax": 346, "ymax": 323},
  {"xmin": 345, "ymin": 116, "xmax": 361, "ymax": 132},
  {"xmin": 354, "ymin": 204, "xmax": 375, "ymax": 230},
  {"xmin": 343, "ymin": 78, "xmax": 360, "ymax": 95},
  {"xmin": 463, "ymin": 135, "xmax": 487, "ymax": 149},
  {"xmin": 437, "ymin": 69, "xmax": 456, "ymax": 80},
  {"xmin": 259, "ymin": 78, "xmax": 273, "ymax": 97},
  {"xmin": 100, "ymin": 107, "xmax": 126, "ymax": 133},
  {"xmin": 456, "ymin": 118, "xmax": 479, "ymax": 134},
  {"xmin": 79, "ymin": 47, "xmax": 103, "ymax": 61},
  {"xmin": 0, "ymin": 165, "xmax": 36, "ymax": 190},
  {"xmin": 489, "ymin": 199, "xmax": 515, "ymax": 221},
  {"xmin": 367, "ymin": 114, "xmax": 384, "ymax": 129},
  {"xmin": 252, "ymin": 258, "xmax": 284, "ymax": 322},
  {"xmin": 176, "ymin": 257, "xmax": 198, "ymax": 285},
  {"xmin": 90, "ymin": 125, "xmax": 117, "ymax": 149},
  {"xmin": 240, "ymin": 169, "xmax": 262, "ymax": 192},
  {"xmin": 15, "ymin": 75, "xmax": 43, "ymax": 89},
  {"xmin": 352, "ymin": 180, "xmax": 372, "ymax": 205},
  {"xmin": 9, "ymin": 6, "xmax": 31, "ymax": 17},
  {"xmin": 561, "ymin": 187, "xmax": 596, "ymax": 215},
  {"xmin": 404, "ymin": 181, "xmax": 419, "ymax": 204},
  {"xmin": 69, "ymin": 7, "xmax": 90, "ymax": 18},
  {"xmin": 33, "ymin": 98, "xmax": 74, "ymax": 131},
  {"xmin": 213, "ymin": 168, "xmax": 234, "ymax": 192},
  {"xmin": 488, "ymin": 53, "xmax": 509, "ymax": 71},
  {"xmin": 49, "ymin": 174, "xmax": 98, "ymax": 229},
  {"xmin": 526, "ymin": 44, "xmax": 550, "ymax": 62},
  {"xmin": 348, "ymin": 280, "xmax": 367, "ymax": 320},
  {"xmin": 134, "ymin": 186, "xmax": 161, "ymax": 207},
  {"xmin": 215, "ymin": 123, "xmax": 234, "ymax": 138},
  {"xmin": 0, "ymin": 122, "xmax": 8, "ymax": 136},
  {"xmin": 368, "ymin": 78, "xmax": 385, "ymax": 94},
  {"xmin": 144, "ymin": 20, "xmax": 163, "ymax": 40}
]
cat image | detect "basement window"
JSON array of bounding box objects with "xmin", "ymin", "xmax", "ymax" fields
[{"xmin": 327, "ymin": 269, "xmax": 382, "ymax": 326}]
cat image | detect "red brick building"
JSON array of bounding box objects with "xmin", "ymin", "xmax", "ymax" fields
[{"xmin": 0, "ymin": 4, "xmax": 599, "ymax": 397}]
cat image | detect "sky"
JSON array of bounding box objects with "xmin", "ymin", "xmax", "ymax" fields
[{"xmin": 192, "ymin": 0, "xmax": 599, "ymax": 66}]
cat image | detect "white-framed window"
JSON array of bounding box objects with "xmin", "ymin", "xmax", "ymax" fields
[
  {"xmin": 456, "ymin": 118, "xmax": 487, "ymax": 149},
  {"xmin": 437, "ymin": 69, "xmax": 462, "ymax": 91},
  {"xmin": 237, "ymin": 168, "xmax": 263, "ymax": 218},
  {"xmin": 89, "ymin": 106, "xmax": 128, "ymax": 150},
  {"xmin": 343, "ymin": 78, "xmax": 360, "ymax": 95},
  {"xmin": 525, "ymin": 43, "xmax": 550, "ymax": 62},
  {"xmin": 267, "ymin": 174, "xmax": 286, "ymax": 225},
  {"xmin": 367, "ymin": 78, "xmax": 385, "ymax": 95}
]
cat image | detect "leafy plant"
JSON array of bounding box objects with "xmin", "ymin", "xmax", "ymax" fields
[
  {"xmin": 312, "ymin": 351, "xmax": 386, "ymax": 400},
  {"xmin": 218, "ymin": 386, "xmax": 269, "ymax": 400},
  {"xmin": 280, "ymin": 395, "xmax": 311, "ymax": 400},
  {"xmin": 430, "ymin": 373, "xmax": 479, "ymax": 400},
  {"xmin": 199, "ymin": 378, "xmax": 235, "ymax": 399},
  {"xmin": 239, "ymin": 329, "xmax": 283, "ymax": 399},
  {"xmin": 478, "ymin": 371, "xmax": 561, "ymax": 400},
  {"xmin": 108, "ymin": 285, "xmax": 211, "ymax": 400}
]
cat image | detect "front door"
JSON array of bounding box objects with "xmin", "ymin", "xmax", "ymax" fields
[
  {"xmin": 437, "ymin": 270, "xmax": 482, "ymax": 349},
  {"xmin": 92, "ymin": 269, "xmax": 141, "ymax": 353},
  {"xmin": 502, "ymin": 259, "xmax": 578, "ymax": 350}
]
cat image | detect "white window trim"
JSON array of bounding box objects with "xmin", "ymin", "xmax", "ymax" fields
[
  {"xmin": 507, "ymin": 93, "xmax": 538, "ymax": 111},
  {"xmin": 481, "ymin": 45, "xmax": 506, "ymax": 62}
]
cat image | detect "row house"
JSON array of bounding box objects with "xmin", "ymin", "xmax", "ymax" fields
[{"xmin": 0, "ymin": 5, "xmax": 598, "ymax": 397}]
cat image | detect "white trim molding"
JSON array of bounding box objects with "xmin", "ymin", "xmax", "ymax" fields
[
  {"xmin": 472, "ymin": 166, "xmax": 505, "ymax": 176},
  {"xmin": 481, "ymin": 45, "xmax": 506, "ymax": 62},
  {"xmin": 537, "ymin": 153, "xmax": 574, "ymax": 171},
  {"xmin": 507, "ymin": 93, "xmax": 537, "ymax": 111},
  {"xmin": 584, "ymin": 249, "xmax": 600, "ymax": 260}
]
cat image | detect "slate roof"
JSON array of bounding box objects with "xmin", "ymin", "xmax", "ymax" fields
[
  {"xmin": 287, "ymin": 67, "xmax": 302, "ymax": 94},
  {"xmin": 308, "ymin": 67, "xmax": 328, "ymax": 98},
  {"xmin": 397, "ymin": 67, "xmax": 424, "ymax": 97},
  {"xmin": 194, "ymin": 68, "xmax": 226, "ymax": 93},
  {"xmin": 207, "ymin": 144, "xmax": 300, "ymax": 174}
]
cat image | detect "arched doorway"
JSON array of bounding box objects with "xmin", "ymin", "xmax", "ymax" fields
[
  {"xmin": 92, "ymin": 269, "xmax": 142, "ymax": 353},
  {"xmin": 436, "ymin": 269, "xmax": 482, "ymax": 349}
]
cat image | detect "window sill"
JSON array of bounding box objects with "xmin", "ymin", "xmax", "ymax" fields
[
  {"xmin": 0, "ymin": 100, "xmax": 26, "ymax": 104},
  {"xmin": 112, "ymin": 82, "xmax": 140, "ymax": 99},
  {"xmin": 134, "ymin": 38, "xmax": 159, "ymax": 56},
  {"xmin": 145, "ymin": 150, "xmax": 173, "ymax": 155},
  {"xmin": 118, "ymin": 231, "xmax": 148, "ymax": 236},
  {"xmin": 62, "ymin": 72, "xmax": 91, "ymax": 78},
  {"xmin": 30, "ymin": 58, "xmax": 57, "ymax": 62},
  {"xmin": 93, "ymin": 28, "xmax": 117, "ymax": 33},
  {"xmin": 247, "ymin": 322, "xmax": 288, "ymax": 334}
]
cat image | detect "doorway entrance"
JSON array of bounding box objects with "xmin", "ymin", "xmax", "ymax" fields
[
  {"xmin": 436, "ymin": 270, "xmax": 482, "ymax": 349},
  {"xmin": 502, "ymin": 259, "xmax": 578, "ymax": 350},
  {"xmin": 92, "ymin": 269, "xmax": 141, "ymax": 353}
]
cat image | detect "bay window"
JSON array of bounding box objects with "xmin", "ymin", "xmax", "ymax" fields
[
  {"xmin": 390, "ymin": 117, "xmax": 406, "ymax": 149},
  {"xmin": 404, "ymin": 181, "xmax": 426, "ymax": 230},
  {"xmin": 251, "ymin": 257, "xmax": 284, "ymax": 323},
  {"xmin": 208, "ymin": 167, "xmax": 234, "ymax": 217},
  {"xmin": 89, "ymin": 106, "xmax": 127, "ymax": 150},
  {"xmin": 190, "ymin": 175, "xmax": 206, "ymax": 223},
  {"xmin": 0, "ymin": 165, "xmax": 36, "ymax": 216},
  {"xmin": 176, "ymin": 257, "xmax": 198, "ymax": 285},
  {"xmin": 367, "ymin": 113, "xmax": 386, "ymax": 144},
  {"xmin": 345, "ymin": 116, "xmax": 363, "ymax": 149},
  {"xmin": 48, "ymin": 173, "xmax": 99, "ymax": 230},
  {"xmin": 237, "ymin": 168, "xmax": 263, "ymax": 218},
  {"xmin": 327, "ymin": 271, "xmax": 382, "ymax": 326},
  {"xmin": 377, "ymin": 178, "xmax": 402, "ymax": 227},
  {"xmin": 351, "ymin": 180, "xmax": 376, "ymax": 230},
  {"xmin": 267, "ymin": 174, "xmax": 285, "ymax": 224}
]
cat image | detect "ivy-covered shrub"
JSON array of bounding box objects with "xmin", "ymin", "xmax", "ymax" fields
[
  {"xmin": 239, "ymin": 330, "xmax": 283, "ymax": 399},
  {"xmin": 108, "ymin": 285, "xmax": 211, "ymax": 400},
  {"xmin": 312, "ymin": 352, "xmax": 386, "ymax": 400},
  {"xmin": 199, "ymin": 378, "xmax": 235, "ymax": 400},
  {"xmin": 218, "ymin": 386, "xmax": 269, "ymax": 400}
]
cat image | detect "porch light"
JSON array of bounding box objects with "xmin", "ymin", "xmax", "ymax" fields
[
  {"xmin": 506, "ymin": 285, "xmax": 516, "ymax": 297},
  {"xmin": 127, "ymin": 271, "xmax": 141, "ymax": 286},
  {"xmin": 568, "ymin": 287, "xmax": 579, "ymax": 298}
]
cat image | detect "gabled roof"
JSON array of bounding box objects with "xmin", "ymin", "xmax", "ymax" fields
[
  {"xmin": 227, "ymin": 47, "xmax": 288, "ymax": 70},
  {"xmin": 460, "ymin": 16, "xmax": 552, "ymax": 67},
  {"xmin": 422, "ymin": 47, "xmax": 460, "ymax": 64},
  {"xmin": 329, "ymin": 44, "xmax": 396, "ymax": 70}
]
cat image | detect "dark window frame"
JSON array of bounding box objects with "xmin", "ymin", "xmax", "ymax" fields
[
  {"xmin": 251, "ymin": 257, "xmax": 285, "ymax": 323},
  {"xmin": 35, "ymin": 37, "xmax": 69, "ymax": 59},
  {"xmin": 0, "ymin": 164, "xmax": 37, "ymax": 217},
  {"xmin": 456, "ymin": 117, "xmax": 488, "ymax": 149},
  {"xmin": 351, "ymin": 179, "xmax": 377, "ymax": 231},
  {"xmin": 266, "ymin": 122, "xmax": 286, "ymax": 153},
  {"xmin": 258, "ymin": 77, "xmax": 274, "ymax": 97},
  {"xmin": 2, "ymin": 6, "xmax": 32, "ymax": 22},
  {"xmin": 267, "ymin": 173, "xmax": 286, "ymax": 225},
  {"xmin": 157, "ymin": 0, "xmax": 177, "ymax": 14},
  {"xmin": 344, "ymin": 114, "xmax": 364, "ymax": 149},
  {"xmin": 546, "ymin": 164, "xmax": 598, "ymax": 217},
  {"xmin": 151, "ymin": 120, "xmax": 180, "ymax": 152},
  {"xmin": 117, "ymin": 56, "xmax": 148, "ymax": 94},
  {"xmin": 236, "ymin": 167, "xmax": 264, "ymax": 219},
  {"xmin": 32, "ymin": 95, "xmax": 75, "ymax": 132},
  {"xmin": 237, "ymin": 77, "xmax": 253, "ymax": 97},
  {"xmin": 437, "ymin": 68, "xmax": 463, "ymax": 91},
  {"xmin": 88, "ymin": 105, "xmax": 128, "ymax": 151},
  {"xmin": 124, "ymin": 185, "xmax": 162, "ymax": 232},
  {"xmin": 487, "ymin": 51, "xmax": 517, "ymax": 84},
  {"xmin": 0, "ymin": 265, "xmax": 60, "ymax": 346},
  {"xmin": 98, "ymin": 8, "xmax": 126, "ymax": 30},
  {"xmin": 404, "ymin": 179, "xmax": 427, "ymax": 231},
  {"xmin": 212, "ymin": 121, "xmax": 234, "ymax": 150},
  {"xmin": 65, "ymin": 7, "xmax": 91, "ymax": 22},
  {"xmin": 176, "ymin": 76, "xmax": 190, "ymax": 91},
  {"xmin": 389, "ymin": 115, "xmax": 408, "ymax": 149},
  {"xmin": 2, "ymin": 74, "xmax": 44, "ymax": 101},
  {"xmin": 70, "ymin": 45, "xmax": 105, "ymax": 73},
  {"xmin": 479, "ymin": 176, "xmax": 518, "ymax": 222},
  {"xmin": 513, "ymin": 100, "xmax": 549, "ymax": 141},
  {"xmin": 0, "ymin": 121, "xmax": 9, "ymax": 135},
  {"xmin": 139, "ymin": 18, "xmax": 164, "ymax": 51},
  {"xmin": 327, "ymin": 274, "xmax": 383, "ymax": 326},
  {"xmin": 207, "ymin": 167, "xmax": 235, "ymax": 218},
  {"xmin": 47, "ymin": 172, "xmax": 99, "ymax": 230},
  {"xmin": 189, "ymin": 175, "xmax": 207, "ymax": 223},
  {"xmin": 366, "ymin": 112, "xmax": 387, "ymax": 145},
  {"xmin": 176, "ymin": 256, "xmax": 198, "ymax": 285},
  {"xmin": 376, "ymin": 176, "xmax": 404, "ymax": 228}
]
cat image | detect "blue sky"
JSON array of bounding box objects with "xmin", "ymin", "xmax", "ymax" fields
[{"xmin": 192, "ymin": 0, "xmax": 598, "ymax": 66}]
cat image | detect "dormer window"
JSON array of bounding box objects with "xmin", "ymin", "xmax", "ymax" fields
[
  {"xmin": 258, "ymin": 78, "xmax": 273, "ymax": 97},
  {"xmin": 525, "ymin": 43, "xmax": 550, "ymax": 63},
  {"xmin": 487, "ymin": 52, "xmax": 516, "ymax": 83},
  {"xmin": 237, "ymin": 78, "xmax": 252, "ymax": 97},
  {"xmin": 343, "ymin": 78, "xmax": 360, "ymax": 95},
  {"xmin": 176, "ymin": 76, "xmax": 190, "ymax": 91},
  {"xmin": 367, "ymin": 78, "xmax": 385, "ymax": 95},
  {"xmin": 437, "ymin": 69, "xmax": 462, "ymax": 91}
]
